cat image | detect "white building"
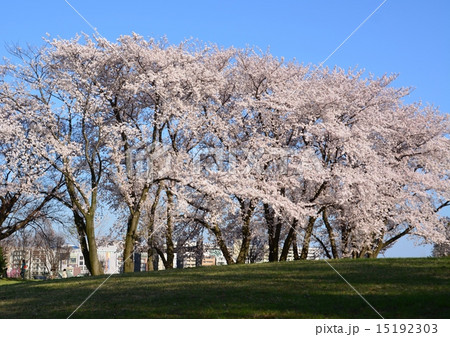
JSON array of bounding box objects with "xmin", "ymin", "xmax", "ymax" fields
[{"xmin": 62, "ymin": 244, "xmax": 122, "ymax": 275}]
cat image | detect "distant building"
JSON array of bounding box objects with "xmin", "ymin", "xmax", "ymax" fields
[
  {"xmin": 62, "ymin": 244, "xmax": 122, "ymax": 275},
  {"xmin": 2, "ymin": 238, "xmax": 321, "ymax": 278},
  {"xmin": 201, "ymin": 256, "xmax": 216, "ymax": 266},
  {"xmin": 258, "ymin": 245, "xmax": 320, "ymax": 263},
  {"xmin": 61, "ymin": 246, "xmax": 90, "ymax": 276},
  {"xmin": 204, "ymin": 247, "xmax": 227, "ymax": 265},
  {"xmin": 5, "ymin": 247, "xmax": 68, "ymax": 279},
  {"xmin": 179, "ymin": 253, "xmax": 195, "ymax": 269}
]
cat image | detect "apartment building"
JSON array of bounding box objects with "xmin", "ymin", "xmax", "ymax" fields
[{"xmin": 2, "ymin": 240, "xmax": 321, "ymax": 278}]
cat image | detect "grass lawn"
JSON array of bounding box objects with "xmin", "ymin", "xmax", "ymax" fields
[
  {"xmin": 0, "ymin": 278, "xmax": 23, "ymax": 286},
  {"xmin": 0, "ymin": 257, "xmax": 449, "ymax": 319}
]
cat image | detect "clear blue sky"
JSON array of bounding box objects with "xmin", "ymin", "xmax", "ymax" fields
[{"xmin": 1, "ymin": 0, "xmax": 448, "ymax": 257}]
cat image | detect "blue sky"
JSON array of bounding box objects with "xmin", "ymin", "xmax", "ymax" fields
[{"xmin": 1, "ymin": 0, "xmax": 449, "ymax": 257}]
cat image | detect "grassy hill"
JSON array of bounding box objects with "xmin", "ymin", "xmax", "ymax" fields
[{"xmin": 0, "ymin": 257, "xmax": 449, "ymax": 319}]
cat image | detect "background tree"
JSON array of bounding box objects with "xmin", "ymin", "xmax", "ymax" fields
[
  {"xmin": 0, "ymin": 246, "xmax": 6, "ymax": 277},
  {"xmin": 0, "ymin": 70, "xmax": 62, "ymax": 241},
  {"xmin": 33, "ymin": 224, "xmax": 71, "ymax": 275},
  {"xmin": 432, "ymin": 219, "xmax": 450, "ymax": 257}
]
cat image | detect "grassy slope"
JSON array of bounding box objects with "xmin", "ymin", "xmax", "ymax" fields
[{"xmin": 0, "ymin": 257, "xmax": 449, "ymax": 319}]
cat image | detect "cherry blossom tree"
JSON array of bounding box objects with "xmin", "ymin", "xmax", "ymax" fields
[
  {"xmin": 1, "ymin": 34, "xmax": 448, "ymax": 271},
  {"xmin": 0, "ymin": 63, "xmax": 62, "ymax": 241},
  {"xmin": 0, "ymin": 43, "xmax": 109, "ymax": 275}
]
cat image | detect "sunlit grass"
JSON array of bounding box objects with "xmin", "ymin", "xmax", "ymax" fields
[
  {"xmin": 0, "ymin": 278, "xmax": 25, "ymax": 286},
  {"xmin": 0, "ymin": 257, "xmax": 449, "ymax": 318}
]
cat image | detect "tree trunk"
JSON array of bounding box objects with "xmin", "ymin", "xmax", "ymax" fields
[
  {"xmin": 165, "ymin": 188, "xmax": 174, "ymax": 269},
  {"xmin": 370, "ymin": 226, "xmax": 413, "ymax": 259},
  {"xmin": 369, "ymin": 240, "xmax": 385, "ymax": 259},
  {"xmin": 85, "ymin": 214, "xmax": 103, "ymax": 275},
  {"xmin": 72, "ymin": 210, "xmax": 92, "ymax": 274},
  {"xmin": 300, "ymin": 216, "xmax": 316, "ymax": 259},
  {"xmin": 370, "ymin": 247, "xmax": 382, "ymax": 258},
  {"xmin": 313, "ymin": 233, "xmax": 332, "ymax": 259},
  {"xmin": 293, "ymin": 232, "xmax": 300, "ymax": 260},
  {"xmin": 274, "ymin": 220, "xmax": 282, "ymax": 260},
  {"xmin": 195, "ymin": 218, "xmax": 234, "ymax": 265},
  {"xmin": 146, "ymin": 184, "xmax": 162, "ymax": 272},
  {"xmin": 322, "ymin": 208, "xmax": 338, "ymax": 259},
  {"xmin": 146, "ymin": 248, "xmax": 155, "ymax": 271},
  {"xmin": 123, "ymin": 184, "xmax": 150, "ymax": 273},
  {"xmin": 341, "ymin": 225, "xmax": 352, "ymax": 258},
  {"xmin": 212, "ymin": 223, "xmax": 234, "ymax": 265},
  {"xmin": 65, "ymin": 176, "xmax": 103, "ymax": 275},
  {"xmin": 235, "ymin": 200, "xmax": 254, "ymax": 264},
  {"xmin": 123, "ymin": 213, "xmax": 140, "ymax": 273},
  {"xmin": 264, "ymin": 203, "xmax": 281, "ymax": 262},
  {"xmin": 155, "ymin": 246, "xmax": 167, "ymax": 268},
  {"xmin": 280, "ymin": 219, "xmax": 298, "ymax": 261},
  {"xmin": 195, "ymin": 239, "xmax": 204, "ymax": 267}
]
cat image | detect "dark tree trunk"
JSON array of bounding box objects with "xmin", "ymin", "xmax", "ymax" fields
[
  {"xmin": 146, "ymin": 248, "xmax": 156, "ymax": 271},
  {"xmin": 123, "ymin": 213, "xmax": 140, "ymax": 273},
  {"xmin": 195, "ymin": 239, "xmax": 204, "ymax": 267},
  {"xmin": 155, "ymin": 246, "xmax": 167, "ymax": 268},
  {"xmin": 280, "ymin": 218, "xmax": 298, "ymax": 261},
  {"xmin": 300, "ymin": 216, "xmax": 316, "ymax": 259},
  {"xmin": 195, "ymin": 218, "xmax": 234, "ymax": 265},
  {"xmin": 72, "ymin": 210, "xmax": 92, "ymax": 274},
  {"xmin": 165, "ymin": 188, "xmax": 174, "ymax": 269},
  {"xmin": 341, "ymin": 225, "xmax": 351, "ymax": 258},
  {"xmin": 212, "ymin": 223, "xmax": 234, "ymax": 265},
  {"xmin": 264, "ymin": 203, "xmax": 282, "ymax": 262},
  {"xmin": 293, "ymin": 232, "xmax": 300, "ymax": 260},
  {"xmin": 236, "ymin": 199, "xmax": 255, "ymax": 264},
  {"xmin": 147, "ymin": 184, "xmax": 162, "ymax": 271},
  {"xmin": 123, "ymin": 186, "xmax": 150, "ymax": 273},
  {"xmin": 371, "ymin": 226, "xmax": 413, "ymax": 258},
  {"xmin": 322, "ymin": 208, "xmax": 338, "ymax": 259}
]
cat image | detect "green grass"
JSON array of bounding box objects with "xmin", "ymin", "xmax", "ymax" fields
[
  {"xmin": 0, "ymin": 278, "xmax": 23, "ymax": 286},
  {"xmin": 0, "ymin": 257, "xmax": 449, "ymax": 318}
]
